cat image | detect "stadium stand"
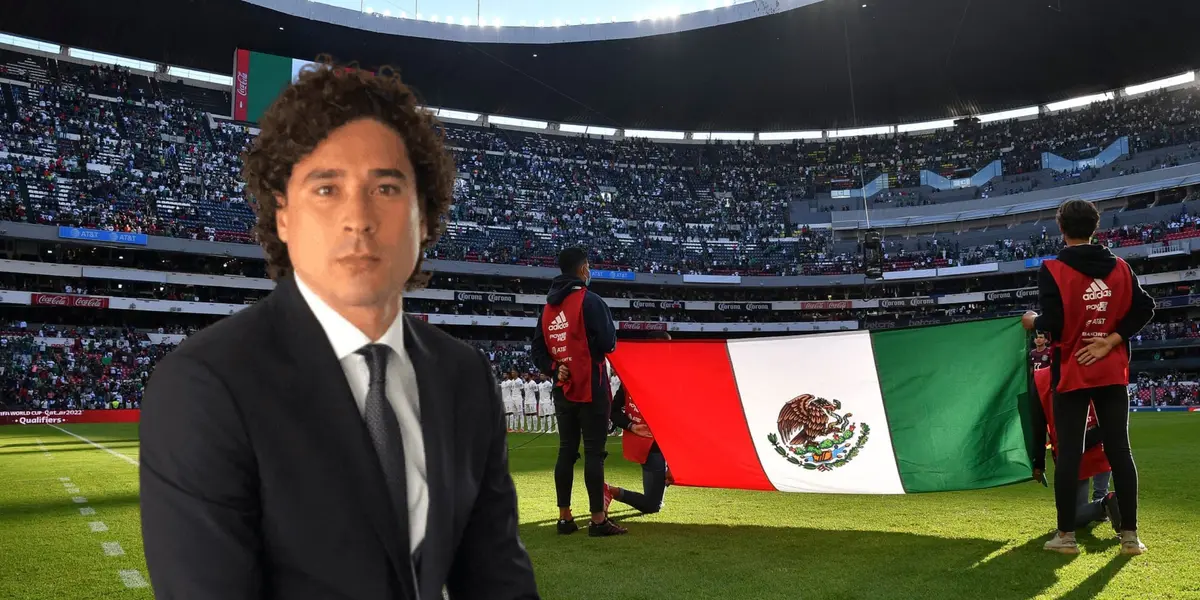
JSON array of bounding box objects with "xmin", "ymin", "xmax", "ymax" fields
[
  {"xmin": 4, "ymin": 47, "xmax": 1200, "ymax": 276},
  {"xmin": 1, "ymin": 44, "xmax": 1200, "ymax": 410}
]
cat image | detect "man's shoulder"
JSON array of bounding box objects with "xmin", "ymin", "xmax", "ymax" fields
[
  {"xmin": 169, "ymin": 297, "xmax": 277, "ymax": 369},
  {"xmin": 408, "ymin": 315, "xmax": 483, "ymax": 365}
]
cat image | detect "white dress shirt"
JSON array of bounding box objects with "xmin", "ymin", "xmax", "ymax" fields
[{"xmin": 295, "ymin": 275, "xmax": 428, "ymax": 553}]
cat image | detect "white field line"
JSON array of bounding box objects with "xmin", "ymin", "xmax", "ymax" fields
[
  {"xmin": 48, "ymin": 424, "xmax": 138, "ymax": 466},
  {"xmin": 118, "ymin": 570, "xmax": 149, "ymax": 588}
]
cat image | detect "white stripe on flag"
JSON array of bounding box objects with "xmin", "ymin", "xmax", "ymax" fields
[{"xmin": 728, "ymin": 331, "xmax": 905, "ymax": 494}]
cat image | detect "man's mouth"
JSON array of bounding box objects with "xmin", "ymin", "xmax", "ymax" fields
[{"xmin": 337, "ymin": 255, "xmax": 381, "ymax": 268}]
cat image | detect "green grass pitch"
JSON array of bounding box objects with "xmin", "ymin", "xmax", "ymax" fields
[{"xmin": 1, "ymin": 415, "xmax": 1197, "ymax": 599}]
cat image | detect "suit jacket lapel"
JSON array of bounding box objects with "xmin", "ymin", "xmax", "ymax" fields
[
  {"xmin": 404, "ymin": 315, "xmax": 453, "ymax": 597},
  {"xmin": 271, "ymin": 276, "xmax": 414, "ymax": 596}
]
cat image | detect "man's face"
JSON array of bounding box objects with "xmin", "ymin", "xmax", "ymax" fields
[{"xmin": 276, "ymin": 118, "xmax": 423, "ymax": 313}]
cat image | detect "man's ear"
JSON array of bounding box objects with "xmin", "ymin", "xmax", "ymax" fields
[{"xmin": 274, "ymin": 194, "xmax": 289, "ymax": 244}]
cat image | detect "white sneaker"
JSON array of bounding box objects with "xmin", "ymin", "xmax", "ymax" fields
[
  {"xmin": 1120, "ymin": 531, "xmax": 1146, "ymax": 555},
  {"xmin": 1044, "ymin": 531, "xmax": 1079, "ymax": 555}
]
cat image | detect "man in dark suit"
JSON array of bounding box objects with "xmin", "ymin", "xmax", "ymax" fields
[{"xmin": 139, "ymin": 60, "xmax": 539, "ymax": 600}]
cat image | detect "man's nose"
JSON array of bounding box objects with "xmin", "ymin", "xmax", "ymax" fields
[{"xmin": 341, "ymin": 190, "xmax": 378, "ymax": 234}]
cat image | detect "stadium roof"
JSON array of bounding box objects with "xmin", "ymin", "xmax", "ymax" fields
[
  {"xmin": 302, "ymin": 0, "xmax": 762, "ymax": 30},
  {"xmin": 252, "ymin": 0, "xmax": 811, "ymax": 42},
  {"xmin": 7, "ymin": 0, "xmax": 1200, "ymax": 131}
]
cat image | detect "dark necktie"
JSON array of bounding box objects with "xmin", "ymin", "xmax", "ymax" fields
[{"xmin": 356, "ymin": 344, "xmax": 418, "ymax": 593}]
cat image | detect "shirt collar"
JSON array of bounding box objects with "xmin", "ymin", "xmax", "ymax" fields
[{"xmin": 294, "ymin": 274, "xmax": 405, "ymax": 361}]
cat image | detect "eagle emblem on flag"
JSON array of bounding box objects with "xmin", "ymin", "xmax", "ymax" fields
[{"xmin": 766, "ymin": 394, "xmax": 870, "ymax": 471}]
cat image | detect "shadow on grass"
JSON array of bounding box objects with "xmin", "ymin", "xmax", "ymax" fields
[
  {"xmin": 0, "ymin": 438, "xmax": 140, "ymax": 449},
  {"xmin": 1058, "ymin": 553, "xmax": 1131, "ymax": 600},
  {"xmin": 0, "ymin": 493, "xmax": 141, "ymax": 522},
  {"xmin": 1075, "ymin": 523, "xmax": 1121, "ymax": 555},
  {"xmin": 521, "ymin": 522, "xmax": 1088, "ymax": 600},
  {"xmin": 0, "ymin": 444, "xmax": 140, "ymax": 457}
]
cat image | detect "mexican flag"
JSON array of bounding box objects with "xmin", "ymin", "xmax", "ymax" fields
[
  {"xmin": 607, "ymin": 318, "xmax": 1033, "ymax": 494},
  {"xmin": 233, "ymin": 50, "xmax": 348, "ymax": 123}
]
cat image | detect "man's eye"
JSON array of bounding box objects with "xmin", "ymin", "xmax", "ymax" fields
[
  {"xmin": 377, "ymin": 184, "xmax": 400, "ymax": 195},
  {"xmin": 315, "ymin": 185, "xmax": 335, "ymax": 196}
]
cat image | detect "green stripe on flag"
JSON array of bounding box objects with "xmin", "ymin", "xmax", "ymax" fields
[
  {"xmin": 872, "ymin": 318, "xmax": 1033, "ymax": 493},
  {"xmin": 247, "ymin": 51, "xmax": 294, "ymax": 123}
]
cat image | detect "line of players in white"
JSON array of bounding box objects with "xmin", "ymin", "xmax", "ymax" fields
[
  {"xmin": 500, "ymin": 372, "xmax": 557, "ymax": 432},
  {"xmin": 500, "ymin": 367, "xmax": 625, "ymax": 435}
]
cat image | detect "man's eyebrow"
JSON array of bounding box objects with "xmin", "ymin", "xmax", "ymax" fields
[
  {"xmin": 301, "ymin": 169, "xmax": 344, "ymax": 183},
  {"xmin": 369, "ymin": 168, "xmax": 408, "ymax": 180}
]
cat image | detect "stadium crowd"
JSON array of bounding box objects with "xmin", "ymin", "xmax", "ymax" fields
[
  {"xmin": 0, "ymin": 325, "xmax": 172, "ymax": 410},
  {"xmin": 1130, "ymin": 372, "xmax": 1199, "ymax": 407},
  {"xmin": 1, "ymin": 50, "xmax": 1199, "ymax": 411},
  {"xmin": 4, "ymin": 50, "xmax": 1200, "ymax": 276}
]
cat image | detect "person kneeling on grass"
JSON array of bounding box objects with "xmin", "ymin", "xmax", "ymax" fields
[
  {"xmin": 603, "ymin": 332, "xmax": 673, "ymax": 516},
  {"xmin": 1031, "ymin": 366, "xmax": 1122, "ymax": 554}
]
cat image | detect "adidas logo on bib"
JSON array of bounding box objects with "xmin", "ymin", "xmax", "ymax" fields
[
  {"xmin": 1082, "ymin": 279, "xmax": 1112, "ymax": 302},
  {"xmin": 548, "ymin": 311, "xmax": 570, "ymax": 331}
]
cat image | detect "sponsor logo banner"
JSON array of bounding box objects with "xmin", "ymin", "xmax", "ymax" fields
[
  {"xmin": 30, "ymin": 293, "xmax": 110, "ymax": 309},
  {"xmin": 618, "ymin": 321, "xmax": 669, "ymax": 331},
  {"xmin": 57, "ymin": 226, "xmax": 147, "ymax": 246},
  {"xmin": 985, "ymin": 288, "xmax": 1039, "ymax": 302},
  {"xmin": 233, "ymin": 49, "xmax": 250, "ymax": 121},
  {"xmin": 631, "ymin": 300, "xmax": 684, "ymax": 310},
  {"xmin": 1025, "ymin": 256, "xmax": 1056, "ymax": 269},
  {"xmin": 798, "ymin": 301, "xmax": 853, "ymax": 310},
  {"xmin": 1154, "ymin": 294, "xmax": 1200, "ymax": 309},
  {"xmin": 0, "ymin": 410, "xmax": 141, "ymax": 425},
  {"xmin": 715, "ymin": 302, "xmax": 771, "ymax": 311},
  {"xmin": 590, "ymin": 269, "xmax": 636, "ymax": 281},
  {"xmin": 879, "ymin": 297, "xmax": 936, "ymax": 309},
  {"xmin": 863, "ymin": 318, "xmax": 900, "ymax": 330},
  {"xmin": 455, "ymin": 292, "xmax": 516, "ymax": 303},
  {"xmin": 864, "ymin": 315, "xmax": 953, "ymax": 330}
]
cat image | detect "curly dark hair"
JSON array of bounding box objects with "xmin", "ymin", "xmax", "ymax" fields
[{"xmin": 242, "ymin": 57, "xmax": 455, "ymax": 288}]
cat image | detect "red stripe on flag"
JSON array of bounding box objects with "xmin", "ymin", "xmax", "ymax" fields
[{"xmin": 609, "ymin": 340, "xmax": 774, "ymax": 491}]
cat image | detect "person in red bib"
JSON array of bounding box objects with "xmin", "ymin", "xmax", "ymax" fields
[
  {"xmin": 1022, "ymin": 199, "xmax": 1155, "ymax": 556},
  {"xmin": 531, "ymin": 248, "xmax": 624, "ymax": 537},
  {"xmin": 1031, "ymin": 367, "xmax": 1120, "ymax": 541},
  {"xmin": 1029, "ymin": 331, "xmax": 1051, "ymax": 370},
  {"xmin": 605, "ymin": 331, "xmax": 673, "ymax": 515}
]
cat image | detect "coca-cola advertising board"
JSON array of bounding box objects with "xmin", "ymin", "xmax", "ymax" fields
[
  {"xmin": 30, "ymin": 294, "xmax": 110, "ymax": 309},
  {"xmin": 233, "ymin": 49, "xmax": 250, "ymax": 121},
  {"xmin": 799, "ymin": 301, "xmax": 853, "ymax": 310},
  {"xmin": 618, "ymin": 322, "xmax": 669, "ymax": 331},
  {"xmin": 0, "ymin": 410, "xmax": 141, "ymax": 425}
]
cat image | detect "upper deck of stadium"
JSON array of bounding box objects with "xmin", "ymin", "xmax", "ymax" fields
[{"xmin": 1, "ymin": 28, "xmax": 1199, "ymax": 284}]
